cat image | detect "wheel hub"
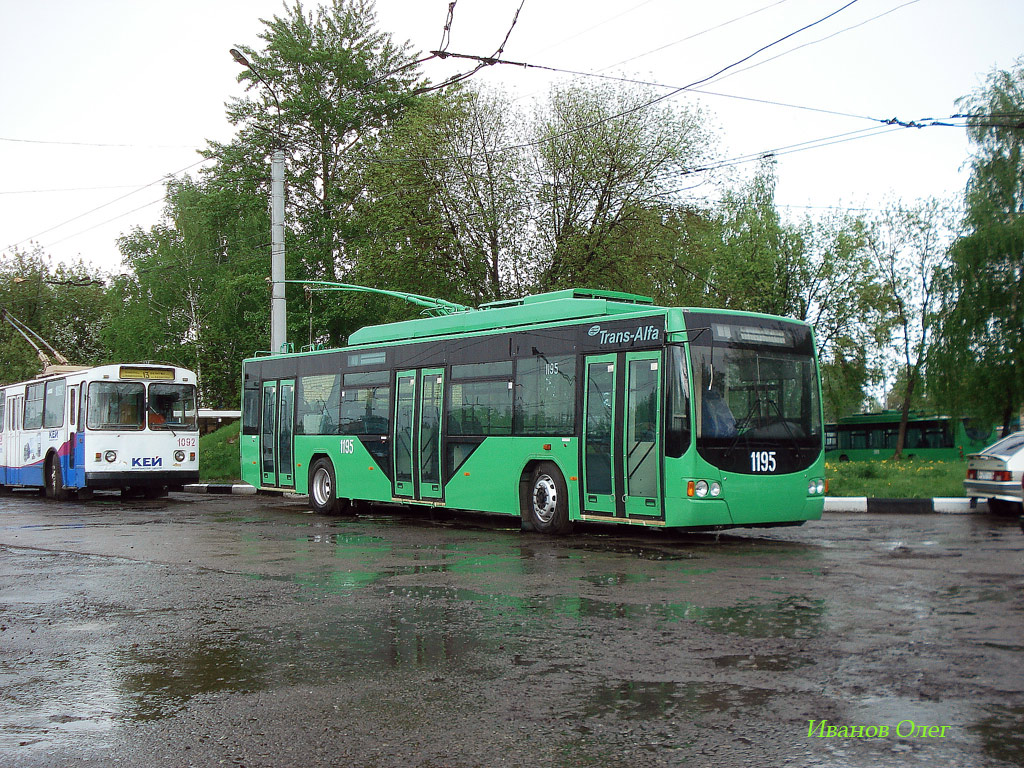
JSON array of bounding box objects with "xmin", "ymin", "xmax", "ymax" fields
[{"xmin": 533, "ymin": 474, "xmax": 558, "ymax": 524}]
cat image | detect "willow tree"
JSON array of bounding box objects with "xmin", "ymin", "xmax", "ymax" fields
[{"xmin": 930, "ymin": 58, "xmax": 1024, "ymax": 433}]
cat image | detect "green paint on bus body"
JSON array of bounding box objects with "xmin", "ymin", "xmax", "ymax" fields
[{"xmin": 240, "ymin": 289, "xmax": 826, "ymax": 533}]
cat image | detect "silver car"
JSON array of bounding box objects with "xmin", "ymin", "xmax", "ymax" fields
[{"xmin": 964, "ymin": 431, "xmax": 1024, "ymax": 514}]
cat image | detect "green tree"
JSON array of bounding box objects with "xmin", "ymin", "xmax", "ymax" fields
[
  {"xmin": 106, "ymin": 177, "xmax": 272, "ymax": 406},
  {"xmin": 865, "ymin": 198, "xmax": 956, "ymax": 458},
  {"xmin": 931, "ymin": 58, "xmax": 1024, "ymax": 432},
  {"xmin": 350, "ymin": 87, "xmax": 531, "ymax": 308},
  {"xmin": 795, "ymin": 211, "xmax": 889, "ymax": 421},
  {"xmin": 207, "ymin": 0, "xmax": 423, "ymax": 317},
  {"xmin": 705, "ymin": 162, "xmax": 805, "ymax": 315},
  {"xmin": 529, "ymin": 81, "xmax": 714, "ymax": 291},
  {"xmin": 0, "ymin": 247, "xmax": 109, "ymax": 384}
]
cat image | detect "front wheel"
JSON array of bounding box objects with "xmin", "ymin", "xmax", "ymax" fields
[
  {"xmin": 308, "ymin": 458, "xmax": 351, "ymax": 516},
  {"xmin": 46, "ymin": 457, "xmax": 69, "ymax": 501},
  {"xmin": 526, "ymin": 462, "xmax": 571, "ymax": 535}
]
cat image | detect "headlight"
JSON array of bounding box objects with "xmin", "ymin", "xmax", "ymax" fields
[
  {"xmin": 104, "ymin": 450, "xmax": 117, "ymax": 463},
  {"xmin": 809, "ymin": 480, "xmax": 817, "ymax": 495},
  {"xmin": 174, "ymin": 450, "xmax": 186, "ymax": 462},
  {"xmin": 710, "ymin": 482, "xmax": 722, "ymax": 497},
  {"xmin": 816, "ymin": 479, "xmax": 825, "ymax": 495},
  {"xmin": 695, "ymin": 480, "xmax": 709, "ymax": 498}
]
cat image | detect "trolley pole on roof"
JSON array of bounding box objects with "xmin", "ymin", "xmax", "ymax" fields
[{"xmin": 231, "ymin": 46, "xmax": 288, "ymax": 355}]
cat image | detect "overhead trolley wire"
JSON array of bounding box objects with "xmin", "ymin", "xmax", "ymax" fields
[{"xmin": 5, "ymin": 156, "xmax": 212, "ymax": 252}]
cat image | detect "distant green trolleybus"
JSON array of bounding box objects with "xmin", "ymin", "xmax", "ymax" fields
[
  {"xmin": 824, "ymin": 411, "xmax": 1003, "ymax": 462},
  {"xmin": 240, "ymin": 289, "xmax": 825, "ymax": 533}
]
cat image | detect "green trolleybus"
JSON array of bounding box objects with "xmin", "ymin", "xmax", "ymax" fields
[
  {"xmin": 824, "ymin": 412, "xmax": 1004, "ymax": 462},
  {"xmin": 240, "ymin": 289, "xmax": 825, "ymax": 533}
]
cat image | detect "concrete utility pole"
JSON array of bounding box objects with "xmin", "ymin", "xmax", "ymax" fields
[
  {"xmin": 271, "ymin": 150, "xmax": 286, "ymax": 354},
  {"xmin": 230, "ymin": 47, "xmax": 287, "ymax": 354}
]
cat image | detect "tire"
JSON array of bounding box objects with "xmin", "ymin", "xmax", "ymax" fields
[
  {"xmin": 308, "ymin": 458, "xmax": 350, "ymax": 515},
  {"xmin": 988, "ymin": 498, "xmax": 1023, "ymax": 516},
  {"xmin": 46, "ymin": 457, "xmax": 69, "ymax": 502},
  {"xmin": 526, "ymin": 462, "xmax": 571, "ymax": 535}
]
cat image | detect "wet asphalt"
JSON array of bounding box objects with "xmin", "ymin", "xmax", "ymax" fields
[{"xmin": 0, "ymin": 491, "xmax": 1022, "ymax": 768}]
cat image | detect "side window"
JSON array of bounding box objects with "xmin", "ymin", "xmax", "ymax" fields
[
  {"xmin": 340, "ymin": 371, "xmax": 390, "ymax": 435},
  {"xmin": 296, "ymin": 374, "xmax": 340, "ymax": 435},
  {"xmin": 665, "ymin": 345, "xmax": 691, "ymax": 458},
  {"xmin": 449, "ymin": 362, "xmax": 513, "ymax": 437},
  {"xmin": 513, "ymin": 355, "xmax": 576, "ymax": 436},
  {"xmin": 43, "ymin": 379, "xmax": 66, "ymax": 429},
  {"xmin": 24, "ymin": 383, "xmax": 44, "ymax": 430},
  {"xmin": 242, "ymin": 387, "xmax": 260, "ymax": 436}
]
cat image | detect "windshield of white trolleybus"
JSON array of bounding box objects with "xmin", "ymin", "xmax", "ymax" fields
[
  {"xmin": 683, "ymin": 312, "xmax": 822, "ymax": 474},
  {"xmin": 147, "ymin": 384, "xmax": 198, "ymax": 431}
]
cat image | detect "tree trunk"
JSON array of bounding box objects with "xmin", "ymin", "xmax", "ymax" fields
[{"xmin": 893, "ymin": 373, "xmax": 917, "ymax": 461}]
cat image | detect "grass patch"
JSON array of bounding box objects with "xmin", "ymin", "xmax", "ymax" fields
[
  {"xmin": 199, "ymin": 420, "xmax": 241, "ymax": 482},
  {"xmin": 826, "ymin": 458, "xmax": 967, "ymax": 498}
]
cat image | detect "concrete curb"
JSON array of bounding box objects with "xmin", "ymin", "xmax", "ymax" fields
[
  {"xmin": 179, "ymin": 486, "xmax": 986, "ymax": 514},
  {"xmin": 824, "ymin": 497, "xmax": 985, "ymax": 514},
  {"xmin": 180, "ymin": 487, "xmax": 987, "ymax": 518},
  {"xmin": 183, "ymin": 483, "xmax": 258, "ymax": 496}
]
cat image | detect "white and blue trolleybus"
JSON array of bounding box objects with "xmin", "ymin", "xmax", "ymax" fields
[{"xmin": 0, "ymin": 364, "xmax": 200, "ymax": 499}]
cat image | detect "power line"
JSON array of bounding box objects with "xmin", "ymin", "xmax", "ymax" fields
[
  {"xmin": 402, "ymin": 0, "xmax": 864, "ymax": 165},
  {"xmin": 0, "ymin": 185, "xmax": 150, "ymax": 196},
  {"xmin": 703, "ymin": 0, "xmax": 923, "ymax": 89},
  {"xmin": 5, "ymin": 156, "xmax": 212, "ymax": 251},
  {"xmin": 0, "ymin": 136, "xmax": 197, "ymax": 149},
  {"xmin": 414, "ymin": 0, "xmax": 527, "ymax": 96},
  {"xmin": 41, "ymin": 197, "xmax": 168, "ymax": 250},
  {"xmin": 601, "ymin": 0, "xmax": 795, "ymax": 72}
]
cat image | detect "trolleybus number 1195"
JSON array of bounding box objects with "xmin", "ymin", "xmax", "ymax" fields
[{"xmin": 751, "ymin": 451, "xmax": 778, "ymax": 473}]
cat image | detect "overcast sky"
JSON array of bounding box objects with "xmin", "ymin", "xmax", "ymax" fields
[{"xmin": 1, "ymin": 0, "xmax": 1021, "ymax": 274}]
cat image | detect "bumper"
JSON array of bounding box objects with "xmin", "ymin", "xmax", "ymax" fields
[
  {"xmin": 85, "ymin": 471, "xmax": 200, "ymax": 489},
  {"xmin": 963, "ymin": 480, "xmax": 1023, "ymax": 503}
]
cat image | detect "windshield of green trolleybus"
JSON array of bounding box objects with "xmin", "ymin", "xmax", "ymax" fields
[{"xmin": 684, "ymin": 312, "xmax": 822, "ymax": 474}]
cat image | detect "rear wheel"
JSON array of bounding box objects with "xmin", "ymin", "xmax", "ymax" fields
[
  {"xmin": 526, "ymin": 462, "xmax": 571, "ymax": 535},
  {"xmin": 308, "ymin": 458, "xmax": 351, "ymax": 515},
  {"xmin": 988, "ymin": 498, "xmax": 1023, "ymax": 516}
]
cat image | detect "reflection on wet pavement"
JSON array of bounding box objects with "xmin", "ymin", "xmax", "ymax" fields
[{"xmin": 1, "ymin": 497, "xmax": 1022, "ymax": 768}]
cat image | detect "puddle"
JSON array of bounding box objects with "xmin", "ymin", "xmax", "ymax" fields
[
  {"xmin": 581, "ymin": 572, "xmax": 657, "ymax": 587},
  {"xmin": 584, "ymin": 680, "xmax": 772, "ymax": 720},
  {"xmin": 383, "ymin": 586, "xmax": 826, "ymax": 639},
  {"xmin": 712, "ymin": 653, "xmax": 813, "ymax": 672},
  {"xmin": 114, "ymin": 641, "xmax": 268, "ymax": 721},
  {"xmin": 970, "ymin": 704, "xmax": 1024, "ymax": 765}
]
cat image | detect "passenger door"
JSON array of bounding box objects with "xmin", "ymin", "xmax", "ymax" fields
[
  {"xmin": 0, "ymin": 395, "xmax": 7, "ymax": 486},
  {"xmin": 260, "ymin": 379, "xmax": 295, "ymax": 489},
  {"xmin": 581, "ymin": 352, "xmax": 663, "ymax": 519},
  {"xmin": 392, "ymin": 368, "xmax": 445, "ymax": 501}
]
